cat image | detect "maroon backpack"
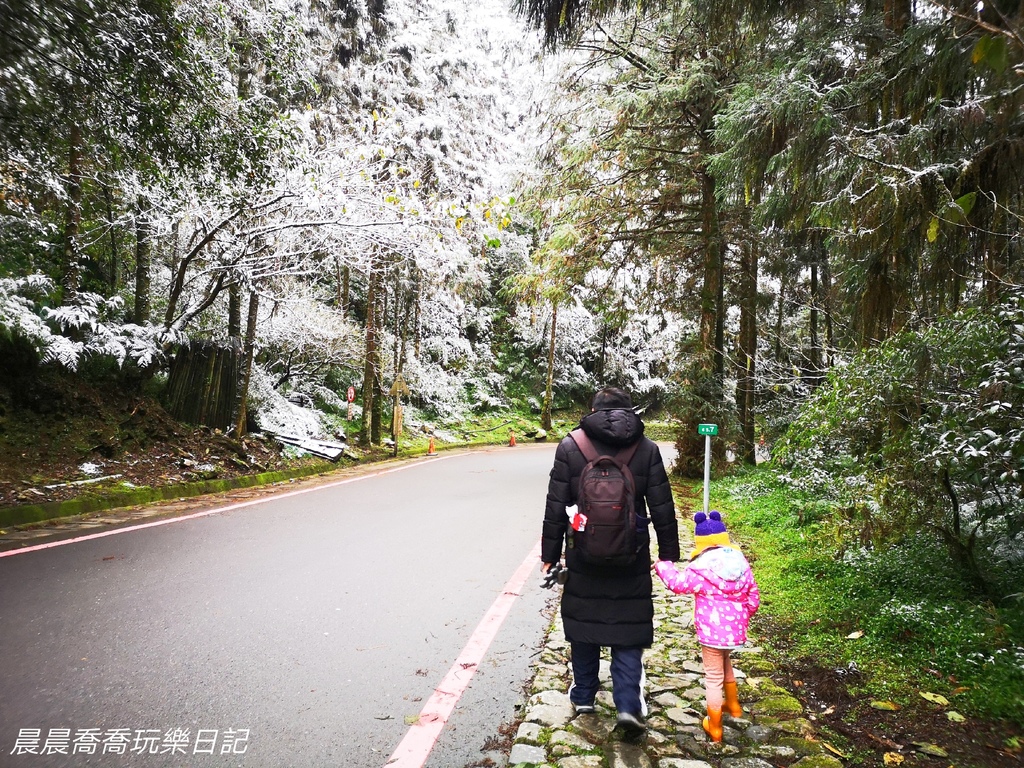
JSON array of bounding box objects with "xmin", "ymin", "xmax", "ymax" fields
[{"xmin": 568, "ymin": 428, "xmax": 640, "ymax": 566}]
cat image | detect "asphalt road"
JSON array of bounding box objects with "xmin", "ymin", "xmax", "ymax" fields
[{"xmin": 0, "ymin": 444, "xmax": 560, "ymax": 768}]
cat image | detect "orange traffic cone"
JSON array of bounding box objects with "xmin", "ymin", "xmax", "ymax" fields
[
  {"xmin": 509, "ymin": 430, "xmax": 517, "ymax": 447},
  {"xmin": 427, "ymin": 436, "xmax": 436, "ymax": 456}
]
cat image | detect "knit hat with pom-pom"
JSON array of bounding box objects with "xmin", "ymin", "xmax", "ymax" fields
[{"xmin": 689, "ymin": 510, "xmax": 731, "ymax": 560}]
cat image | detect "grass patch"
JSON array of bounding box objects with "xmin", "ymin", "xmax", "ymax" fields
[{"xmin": 708, "ymin": 466, "xmax": 1024, "ymax": 726}]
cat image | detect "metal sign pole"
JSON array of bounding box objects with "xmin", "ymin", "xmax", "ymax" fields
[
  {"xmin": 703, "ymin": 433, "xmax": 711, "ymax": 514},
  {"xmin": 697, "ymin": 423, "xmax": 718, "ymax": 515},
  {"xmin": 392, "ymin": 399, "xmax": 401, "ymax": 458}
]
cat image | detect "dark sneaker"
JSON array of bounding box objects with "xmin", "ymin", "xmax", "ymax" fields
[
  {"xmin": 568, "ymin": 683, "xmax": 595, "ymax": 714},
  {"xmin": 616, "ymin": 711, "xmax": 646, "ymax": 737}
]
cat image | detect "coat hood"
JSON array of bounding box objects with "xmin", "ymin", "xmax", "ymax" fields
[
  {"xmin": 579, "ymin": 408, "xmax": 644, "ymax": 448},
  {"xmin": 691, "ymin": 547, "xmax": 749, "ymax": 590}
]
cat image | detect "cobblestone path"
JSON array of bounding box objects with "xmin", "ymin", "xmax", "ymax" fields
[{"xmin": 508, "ymin": 525, "xmax": 842, "ymax": 768}]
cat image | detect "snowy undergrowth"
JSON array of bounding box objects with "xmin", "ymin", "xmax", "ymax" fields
[
  {"xmin": 247, "ymin": 366, "xmax": 325, "ymax": 438},
  {"xmin": 0, "ymin": 275, "xmax": 177, "ymax": 371}
]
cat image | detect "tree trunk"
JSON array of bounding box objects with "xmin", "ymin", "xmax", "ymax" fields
[
  {"xmin": 234, "ymin": 290, "xmax": 260, "ymax": 436},
  {"xmin": 393, "ymin": 266, "xmax": 402, "ymax": 376},
  {"xmin": 860, "ymin": 257, "xmax": 894, "ymax": 347},
  {"xmin": 774, "ymin": 272, "xmax": 787, "ymax": 363},
  {"xmin": 809, "ymin": 260, "xmax": 821, "ymax": 383},
  {"xmin": 227, "ymin": 27, "xmax": 251, "ymax": 344},
  {"xmin": 399, "ymin": 267, "xmax": 414, "ymax": 375},
  {"xmin": 133, "ymin": 196, "xmax": 152, "ymax": 325},
  {"xmin": 62, "ymin": 121, "xmax": 84, "ymax": 300},
  {"xmin": 104, "ymin": 186, "xmax": 120, "ymax": 293},
  {"xmin": 542, "ymin": 302, "xmax": 557, "ymax": 431},
  {"xmin": 884, "ymin": 0, "xmax": 911, "ymax": 33},
  {"xmin": 715, "ymin": 238, "xmax": 725, "ymax": 381},
  {"xmin": 371, "ymin": 270, "xmax": 385, "ymax": 444},
  {"xmin": 984, "ymin": 206, "xmax": 1006, "ymax": 305},
  {"xmin": 337, "ymin": 258, "xmax": 349, "ymax": 313},
  {"xmin": 699, "ymin": 167, "xmax": 724, "ymax": 378},
  {"xmin": 228, "ymin": 284, "xmax": 242, "ymax": 338},
  {"xmin": 822, "ymin": 255, "xmax": 834, "ymax": 369},
  {"xmin": 361, "ymin": 263, "xmax": 378, "ymax": 445},
  {"xmin": 738, "ymin": 220, "xmax": 758, "ymax": 465},
  {"xmin": 414, "ymin": 275, "xmax": 422, "ymax": 359},
  {"xmin": 221, "ymin": 286, "xmax": 243, "ymax": 342},
  {"xmin": 881, "ymin": 0, "xmax": 911, "ymax": 120}
]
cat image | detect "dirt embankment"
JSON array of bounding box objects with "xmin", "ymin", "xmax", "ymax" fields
[{"xmin": 0, "ymin": 368, "xmax": 306, "ymax": 510}]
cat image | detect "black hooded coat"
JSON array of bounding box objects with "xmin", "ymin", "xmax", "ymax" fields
[{"xmin": 542, "ymin": 408, "xmax": 680, "ymax": 647}]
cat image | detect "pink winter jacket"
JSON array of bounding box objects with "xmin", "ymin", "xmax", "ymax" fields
[{"xmin": 654, "ymin": 547, "xmax": 760, "ymax": 649}]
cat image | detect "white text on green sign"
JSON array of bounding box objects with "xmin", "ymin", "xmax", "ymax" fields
[{"xmin": 698, "ymin": 424, "xmax": 718, "ymax": 436}]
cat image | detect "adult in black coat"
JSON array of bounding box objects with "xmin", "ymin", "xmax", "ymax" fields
[{"xmin": 541, "ymin": 387, "xmax": 680, "ymax": 734}]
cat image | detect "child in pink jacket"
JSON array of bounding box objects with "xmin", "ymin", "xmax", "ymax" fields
[{"xmin": 654, "ymin": 510, "xmax": 760, "ymax": 742}]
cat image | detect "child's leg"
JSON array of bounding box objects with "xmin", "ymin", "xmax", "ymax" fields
[
  {"xmin": 722, "ymin": 650, "xmax": 735, "ymax": 684},
  {"xmin": 701, "ymin": 646, "xmax": 725, "ymax": 710},
  {"xmin": 722, "ymin": 650, "xmax": 743, "ymax": 717}
]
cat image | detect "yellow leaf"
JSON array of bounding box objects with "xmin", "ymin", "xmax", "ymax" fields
[
  {"xmin": 973, "ymin": 36, "xmax": 990, "ymax": 65},
  {"xmin": 927, "ymin": 216, "xmax": 940, "ymax": 243},
  {"xmin": 946, "ymin": 711, "xmax": 966, "ymax": 722},
  {"xmin": 884, "ymin": 753, "xmax": 905, "ymax": 766},
  {"xmin": 823, "ymin": 742, "xmax": 850, "ymax": 758},
  {"xmin": 920, "ymin": 692, "xmax": 950, "ymax": 706},
  {"xmin": 846, "ymin": 630, "xmax": 864, "ymax": 639},
  {"xmin": 871, "ymin": 700, "xmax": 900, "ymax": 711},
  {"xmin": 912, "ymin": 742, "xmax": 949, "ymax": 758}
]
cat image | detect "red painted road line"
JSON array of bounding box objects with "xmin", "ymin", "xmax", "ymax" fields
[
  {"xmin": 385, "ymin": 539, "xmax": 542, "ymax": 768},
  {"xmin": 0, "ymin": 454, "xmax": 461, "ymax": 559}
]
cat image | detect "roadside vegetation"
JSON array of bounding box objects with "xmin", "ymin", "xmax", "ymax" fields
[{"xmin": 713, "ymin": 466, "xmax": 1024, "ymax": 733}]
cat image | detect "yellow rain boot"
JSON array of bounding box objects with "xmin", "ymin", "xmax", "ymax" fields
[
  {"xmin": 702, "ymin": 706, "xmax": 723, "ymax": 742},
  {"xmin": 723, "ymin": 681, "xmax": 743, "ymax": 717}
]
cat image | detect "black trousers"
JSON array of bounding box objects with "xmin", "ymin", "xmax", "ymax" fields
[{"xmin": 568, "ymin": 641, "xmax": 646, "ymax": 716}]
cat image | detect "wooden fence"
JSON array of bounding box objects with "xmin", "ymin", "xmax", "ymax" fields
[{"xmin": 164, "ymin": 340, "xmax": 242, "ymax": 431}]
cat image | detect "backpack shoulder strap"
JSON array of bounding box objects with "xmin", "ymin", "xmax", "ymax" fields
[
  {"xmin": 569, "ymin": 428, "xmax": 599, "ymax": 462},
  {"xmin": 617, "ymin": 440, "xmax": 640, "ymax": 467},
  {"xmin": 571, "ymin": 428, "xmax": 640, "ymax": 467}
]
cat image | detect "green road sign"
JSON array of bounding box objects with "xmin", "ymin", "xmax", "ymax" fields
[{"xmin": 698, "ymin": 423, "xmax": 718, "ymax": 436}]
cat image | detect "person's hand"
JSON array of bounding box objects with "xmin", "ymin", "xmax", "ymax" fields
[{"xmin": 541, "ymin": 562, "xmax": 566, "ymax": 588}]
